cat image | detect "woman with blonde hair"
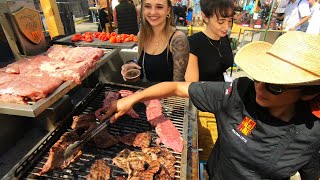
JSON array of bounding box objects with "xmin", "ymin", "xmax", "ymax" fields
[{"xmin": 121, "ymin": 0, "xmax": 189, "ymax": 82}]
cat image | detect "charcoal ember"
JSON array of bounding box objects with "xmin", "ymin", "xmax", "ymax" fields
[
  {"xmin": 117, "ymin": 132, "xmax": 152, "ymax": 148},
  {"xmin": 89, "ymin": 124, "xmax": 119, "ymax": 148},
  {"xmin": 86, "ymin": 159, "xmax": 111, "ymax": 180},
  {"xmin": 71, "ymin": 113, "xmax": 96, "ymax": 130},
  {"xmin": 39, "ymin": 131, "xmax": 82, "ymax": 175}
]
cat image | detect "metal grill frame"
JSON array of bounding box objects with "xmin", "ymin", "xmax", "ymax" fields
[{"xmin": 4, "ymin": 82, "xmax": 198, "ymax": 179}]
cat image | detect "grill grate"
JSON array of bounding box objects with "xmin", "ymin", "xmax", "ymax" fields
[{"xmin": 21, "ymin": 83, "xmax": 189, "ymax": 179}]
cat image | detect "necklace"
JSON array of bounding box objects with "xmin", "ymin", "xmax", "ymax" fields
[{"xmin": 206, "ymin": 36, "xmax": 222, "ymax": 58}]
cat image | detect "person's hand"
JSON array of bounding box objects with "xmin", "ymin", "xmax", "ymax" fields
[
  {"xmin": 288, "ymin": 26, "xmax": 296, "ymax": 31},
  {"xmin": 96, "ymin": 97, "xmax": 136, "ymax": 123},
  {"xmin": 121, "ymin": 62, "xmax": 141, "ymax": 81}
]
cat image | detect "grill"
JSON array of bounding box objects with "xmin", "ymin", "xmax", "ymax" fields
[{"xmin": 11, "ymin": 82, "xmax": 198, "ymax": 179}]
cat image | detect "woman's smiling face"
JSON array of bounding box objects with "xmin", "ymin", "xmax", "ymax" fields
[{"xmin": 143, "ymin": 0, "xmax": 171, "ymax": 27}]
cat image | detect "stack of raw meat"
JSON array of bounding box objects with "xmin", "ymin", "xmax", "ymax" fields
[{"xmin": 0, "ymin": 46, "xmax": 104, "ymax": 104}]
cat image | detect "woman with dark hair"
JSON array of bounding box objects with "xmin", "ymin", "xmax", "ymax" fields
[
  {"xmin": 120, "ymin": 0, "xmax": 189, "ymax": 82},
  {"xmin": 185, "ymin": 0, "xmax": 234, "ymax": 82}
]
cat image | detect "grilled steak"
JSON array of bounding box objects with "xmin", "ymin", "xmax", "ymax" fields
[
  {"xmin": 90, "ymin": 124, "xmax": 119, "ymax": 148},
  {"xmin": 39, "ymin": 131, "xmax": 82, "ymax": 175},
  {"xmin": 113, "ymin": 147, "xmax": 176, "ymax": 179},
  {"xmin": 71, "ymin": 113, "xmax": 96, "ymax": 130},
  {"xmin": 144, "ymin": 99, "xmax": 184, "ymax": 152},
  {"xmin": 117, "ymin": 132, "xmax": 152, "ymax": 148},
  {"xmin": 86, "ymin": 159, "xmax": 111, "ymax": 180},
  {"xmin": 115, "ymin": 176, "xmax": 126, "ymax": 180},
  {"xmin": 113, "ymin": 148, "xmax": 132, "ymax": 172}
]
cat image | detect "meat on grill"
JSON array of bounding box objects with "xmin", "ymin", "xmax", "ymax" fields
[
  {"xmin": 113, "ymin": 148, "xmax": 131, "ymax": 172},
  {"xmin": 119, "ymin": 90, "xmax": 140, "ymax": 119},
  {"xmin": 117, "ymin": 131, "xmax": 152, "ymax": 148},
  {"xmin": 96, "ymin": 91, "xmax": 140, "ymax": 120},
  {"xmin": 90, "ymin": 124, "xmax": 119, "ymax": 148},
  {"xmin": 71, "ymin": 113, "xmax": 96, "ymax": 130},
  {"xmin": 115, "ymin": 176, "xmax": 126, "ymax": 180},
  {"xmin": 39, "ymin": 131, "xmax": 82, "ymax": 175},
  {"xmin": 113, "ymin": 147, "xmax": 176, "ymax": 179},
  {"xmin": 144, "ymin": 99, "xmax": 184, "ymax": 152},
  {"xmin": 86, "ymin": 159, "xmax": 111, "ymax": 180}
]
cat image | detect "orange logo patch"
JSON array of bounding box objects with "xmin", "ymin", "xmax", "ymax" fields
[
  {"xmin": 237, "ymin": 117, "xmax": 256, "ymax": 136},
  {"xmin": 309, "ymin": 95, "xmax": 320, "ymax": 118}
]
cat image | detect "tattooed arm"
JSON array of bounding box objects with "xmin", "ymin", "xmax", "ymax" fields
[{"xmin": 170, "ymin": 31, "xmax": 190, "ymax": 81}]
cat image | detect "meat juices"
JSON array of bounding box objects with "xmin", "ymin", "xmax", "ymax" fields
[
  {"xmin": 39, "ymin": 131, "xmax": 82, "ymax": 175},
  {"xmin": 86, "ymin": 159, "xmax": 111, "ymax": 180}
]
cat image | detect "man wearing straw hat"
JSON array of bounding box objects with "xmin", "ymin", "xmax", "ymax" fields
[{"xmin": 99, "ymin": 31, "xmax": 320, "ymax": 179}]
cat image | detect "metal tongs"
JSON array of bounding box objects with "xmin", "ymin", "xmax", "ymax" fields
[{"xmin": 64, "ymin": 116, "xmax": 112, "ymax": 158}]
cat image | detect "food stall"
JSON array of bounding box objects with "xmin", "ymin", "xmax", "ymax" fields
[{"xmin": 0, "ymin": 0, "xmax": 199, "ymax": 179}]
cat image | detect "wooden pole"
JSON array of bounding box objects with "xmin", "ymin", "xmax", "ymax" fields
[{"xmin": 39, "ymin": 0, "xmax": 65, "ymax": 38}]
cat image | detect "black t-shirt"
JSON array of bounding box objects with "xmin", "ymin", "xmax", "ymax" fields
[
  {"xmin": 137, "ymin": 48, "xmax": 173, "ymax": 82},
  {"xmin": 188, "ymin": 77, "xmax": 320, "ymax": 179},
  {"xmin": 188, "ymin": 32, "xmax": 233, "ymax": 81}
]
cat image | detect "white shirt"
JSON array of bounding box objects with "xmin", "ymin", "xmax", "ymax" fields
[
  {"xmin": 283, "ymin": 0, "xmax": 311, "ymax": 30},
  {"xmin": 112, "ymin": 0, "xmax": 119, "ymax": 10},
  {"xmin": 306, "ymin": 3, "xmax": 320, "ymax": 34}
]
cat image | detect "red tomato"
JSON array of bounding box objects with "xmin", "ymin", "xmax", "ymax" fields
[
  {"xmin": 109, "ymin": 36, "xmax": 116, "ymax": 43},
  {"xmin": 85, "ymin": 36, "xmax": 93, "ymax": 42},
  {"xmin": 132, "ymin": 36, "xmax": 138, "ymax": 42},
  {"xmin": 111, "ymin": 32, "xmax": 117, "ymax": 37},
  {"xmin": 123, "ymin": 37, "xmax": 130, "ymax": 42}
]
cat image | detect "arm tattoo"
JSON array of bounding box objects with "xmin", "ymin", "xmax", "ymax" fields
[{"xmin": 170, "ymin": 34, "xmax": 189, "ymax": 81}]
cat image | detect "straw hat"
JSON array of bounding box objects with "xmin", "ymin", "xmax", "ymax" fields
[{"xmin": 235, "ymin": 31, "xmax": 320, "ymax": 85}]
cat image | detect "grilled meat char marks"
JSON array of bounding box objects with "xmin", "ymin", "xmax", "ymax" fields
[
  {"xmin": 39, "ymin": 131, "xmax": 82, "ymax": 175},
  {"xmin": 113, "ymin": 147, "xmax": 176, "ymax": 179},
  {"xmin": 117, "ymin": 131, "xmax": 152, "ymax": 148},
  {"xmin": 86, "ymin": 159, "xmax": 111, "ymax": 180},
  {"xmin": 89, "ymin": 123, "xmax": 119, "ymax": 148}
]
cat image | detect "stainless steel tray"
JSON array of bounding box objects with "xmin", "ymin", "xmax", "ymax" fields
[{"xmin": 0, "ymin": 49, "xmax": 119, "ymax": 117}]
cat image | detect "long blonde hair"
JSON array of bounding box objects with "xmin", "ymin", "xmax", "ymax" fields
[{"xmin": 137, "ymin": 0, "xmax": 175, "ymax": 60}]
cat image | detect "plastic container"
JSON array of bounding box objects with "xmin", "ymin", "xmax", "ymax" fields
[{"xmin": 125, "ymin": 69, "xmax": 141, "ymax": 82}]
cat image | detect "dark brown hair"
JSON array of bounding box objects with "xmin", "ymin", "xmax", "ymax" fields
[{"xmin": 200, "ymin": 0, "xmax": 235, "ymax": 18}]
